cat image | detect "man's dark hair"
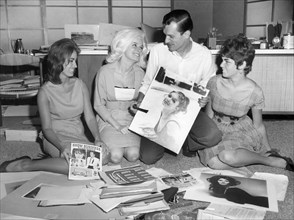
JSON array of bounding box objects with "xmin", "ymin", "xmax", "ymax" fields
[{"xmin": 162, "ymin": 9, "xmax": 193, "ymax": 34}]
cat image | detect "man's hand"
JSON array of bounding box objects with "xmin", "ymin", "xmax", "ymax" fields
[
  {"xmin": 198, "ymin": 96, "xmax": 209, "ymax": 108},
  {"xmin": 128, "ymin": 102, "xmax": 141, "ymax": 116}
]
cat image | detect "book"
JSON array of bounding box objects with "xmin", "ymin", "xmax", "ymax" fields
[
  {"xmin": 5, "ymin": 129, "xmax": 39, "ymax": 142},
  {"xmin": 118, "ymin": 200, "xmax": 170, "ymax": 216},
  {"xmin": 99, "ymin": 164, "xmax": 155, "ymax": 185},
  {"xmin": 68, "ymin": 143, "xmax": 102, "ymax": 180},
  {"xmin": 129, "ymin": 67, "xmax": 209, "ymax": 154}
]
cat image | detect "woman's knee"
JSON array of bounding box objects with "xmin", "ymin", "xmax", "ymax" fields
[
  {"xmin": 125, "ymin": 147, "xmax": 139, "ymax": 162},
  {"xmin": 125, "ymin": 152, "xmax": 139, "ymax": 162},
  {"xmin": 218, "ymin": 150, "xmax": 237, "ymax": 165},
  {"xmin": 109, "ymin": 150, "xmax": 123, "ymax": 164}
]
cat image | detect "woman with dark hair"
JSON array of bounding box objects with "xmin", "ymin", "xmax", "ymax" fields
[
  {"xmin": 198, "ymin": 34, "xmax": 294, "ymax": 171},
  {"xmin": 207, "ymin": 175, "xmax": 269, "ymax": 208},
  {"xmin": 0, "ymin": 38, "xmax": 109, "ymax": 174}
]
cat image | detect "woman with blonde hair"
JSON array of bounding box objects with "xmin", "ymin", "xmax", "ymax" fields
[{"xmin": 94, "ymin": 28, "xmax": 147, "ymax": 164}]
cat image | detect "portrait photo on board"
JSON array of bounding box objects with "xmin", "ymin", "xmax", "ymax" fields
[{"xmin": 129, "ymin": 67, "xmax": 209, "ymax": 154}]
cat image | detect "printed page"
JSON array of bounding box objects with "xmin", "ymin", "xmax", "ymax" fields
[
  {"xmin": 99, "ymin": 164, "xmax": 155, "ymax": 185},
  {"xmin": 68, "ymin": 143, "xmax": 102, "ymax": 180}
]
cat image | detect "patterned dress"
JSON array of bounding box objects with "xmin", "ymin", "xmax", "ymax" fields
[
  {"xmin": 41, "ymin": 78, "xmax": 91, "ymax": 157},
  {"xmin": 198, "ymin": 75, "xmax": 266, "ymax": 166}
]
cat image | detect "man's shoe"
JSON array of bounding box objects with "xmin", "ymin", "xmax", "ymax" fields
[{"xmin": 182, "ymin": 146, "xmax": 197, "ymax": 157}]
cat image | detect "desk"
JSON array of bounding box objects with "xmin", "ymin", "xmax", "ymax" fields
[
  {"xmin": 78, "ymin": 50, "xmax": 108, "ymax": 101},
  {"xmin": 79, "ymin": 49, "xmax": 294, "ymax": 113}
]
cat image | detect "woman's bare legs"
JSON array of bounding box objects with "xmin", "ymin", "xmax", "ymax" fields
[
  {"xmin": 5, "ymin": 157, "xmax": 69, "ymax": 174},
  {"xmin": 207, "ymin": 148, "xmax": 287, "ymax": 170},
  {"xmin": 109, "ymin": 148, "xmax": 124, "ymax": 164},
  {"xmin": 124, "ymin": 146, "xmax": 139, "ymax": 162}
]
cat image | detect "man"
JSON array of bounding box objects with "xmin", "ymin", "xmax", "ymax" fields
[
  {"xmin": 135, "ymin": 9, "xmax": 222, "ymax": 164},
  {"xmin": 87, "ymin": 151, "xmax": 100, "ymax": 169}
]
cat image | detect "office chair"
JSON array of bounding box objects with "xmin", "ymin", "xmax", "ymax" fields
[{"xmin": 0, "ymin": 53, "xmax": 44, "ymax": 126}]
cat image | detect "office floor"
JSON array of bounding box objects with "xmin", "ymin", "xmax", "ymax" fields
[{"xmin": 0, "ymin": 117, "xmax": 293, "ymax": 219}]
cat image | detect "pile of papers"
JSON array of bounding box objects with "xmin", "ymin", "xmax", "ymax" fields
[
  {"xmin": 0, "ymin": 76, "xmax": 40, "ymax": 96},
  {"xmin": 91, "ymin": 165, "xmax": 170, "ymax": 216},
  {"xmin": 1, "ymin": 165, "xmax": 289, "ymax": 220}
]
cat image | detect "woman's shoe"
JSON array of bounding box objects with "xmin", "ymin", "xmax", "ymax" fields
[
  {"xmin": 0, "ymin": 156, "xmax": 31, "ymax": 172},
  {"xmin": 268, "ymin": 152, "xmax": 294, "ymax": 172}
]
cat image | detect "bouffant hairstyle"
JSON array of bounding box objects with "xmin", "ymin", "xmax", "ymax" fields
[
  {"xmin": 219, "ymin": 34, "xmax": 255, "ymax": 75},
  {"xmin": 46, "ymin": 38, "xmax": 80, "ymax": 84},
  {"xmin": 207, "ymin": 175, "xmax": 241, "ymax": 197},
  {"xmin": 106, "ymin": 28, "xmax": 147, "ymax": 64},
  {"xmin": 172, "ymin": 91, "xmax": 190, "ymax": 113}
]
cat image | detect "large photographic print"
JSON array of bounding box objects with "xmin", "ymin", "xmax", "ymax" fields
[
  {"xmin": 184, "ymin": 172, "xmax": 278, "ymax": 212},
  {"xmin": 129, "ymin": 67, "xmax": 208, "ymax": 154}
]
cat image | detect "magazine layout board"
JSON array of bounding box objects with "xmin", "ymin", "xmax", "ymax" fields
[
  {"xmin": 68, "ymin": 143, "xmax": 102, "ymax": 180},
  {"xmin": 99, "ymin": 164, "xmax": 155, "ymax": 185},
  {"xmin": 129, "ymin": 67, "xmax": 209, "ymax": 154}
]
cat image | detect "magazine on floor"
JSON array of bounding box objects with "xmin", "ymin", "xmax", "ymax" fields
[
  {"xmin": 68, "ymin": 143, "xmax": 102, "ymax": 180},
  {"xmin": 99, "ymin": 164, "xmax": 155, "ymax": 185},
  {"xmin": 129, "ymin": 67, "xmax": 209, "ymax": 154},
  {"xmin": 159, "ymin": 172, "xmax": 199, "ymax": 191}
]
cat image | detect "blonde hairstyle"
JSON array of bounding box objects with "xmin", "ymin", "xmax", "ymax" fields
[{"xmin": 106, "ymin": 28, "xmax": 148, "ymax": 66}]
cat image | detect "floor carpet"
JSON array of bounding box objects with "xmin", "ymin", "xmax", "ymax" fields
[{"xmin": 0, "ymin": 119, "xmax": 293, "ymax": 219}]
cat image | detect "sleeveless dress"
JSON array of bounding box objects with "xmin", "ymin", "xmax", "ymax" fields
[
  {"xmin": 41, "ymin": 78, "xmax": 90, "ymax": 157},
  {"xmin": 94, "ymin": 63, "xmax": 144, "ymax": 150},
  {"xmin": 198, "ymin": 75, "xmax": 266, "ymax": 166}
]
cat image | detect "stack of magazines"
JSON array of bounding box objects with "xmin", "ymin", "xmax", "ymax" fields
[{"xmin": 90, "ymin": 165, "xmax": 170, "ymax": 216}]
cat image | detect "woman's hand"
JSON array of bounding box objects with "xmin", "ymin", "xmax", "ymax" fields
[
  {"xmin": 95, "ymin": 141, "xmax": 110, "ymax": 165},
  {"xmin": 61, "ymin": 147, "xmax": 71, "ymax": 164},
  {"xmin": 119, "ymin": 125, "xmax": 130, "ymax": 134}
]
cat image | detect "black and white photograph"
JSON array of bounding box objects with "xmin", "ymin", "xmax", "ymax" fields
[
  {"xmin": 0, "ymin": 1, "xmax": 293, "ymax": 220},
  {"xmin": 129, "ymin": 68, "xmax": 208, "ymax": 154},
  {"xmin": 184, "ymin": 173, "xmax": 279, "ymax": 212}
]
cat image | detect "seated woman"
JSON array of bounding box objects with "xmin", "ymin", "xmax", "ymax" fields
[
  {"xmin": 0, "ymin": 38, "xmax": 109, "ymax": 174},
  {"xmin": 198, "ymin": 34, "xmax": 293, "ymax": 172},
  {"xmin": 94, "ymin": 28, "xmax": 147, "ymax": 164}
]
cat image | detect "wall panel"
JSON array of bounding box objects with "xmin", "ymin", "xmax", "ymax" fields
[{"xmin": 78, "ymin": 8, "xmax": 109, "ymax": 24}]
